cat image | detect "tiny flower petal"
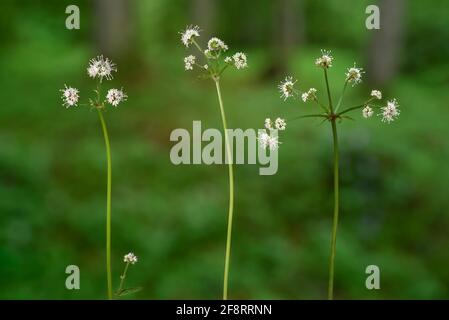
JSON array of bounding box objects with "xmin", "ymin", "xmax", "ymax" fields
[{"xmin": 207, "ymin": 37, "xmax": 228, "ymax": 52}]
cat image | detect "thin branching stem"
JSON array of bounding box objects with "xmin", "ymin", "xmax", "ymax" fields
[
  {"xmin": 334, "ymin": 81, "xmax": 348, "ymax": 113},
  {"xmin": 98, "ymin": 109, "xmax": 113, "ymax": 300},
  {"xmin": 214, "ymin": 79, "xmax": 234, "ymax": 300}
]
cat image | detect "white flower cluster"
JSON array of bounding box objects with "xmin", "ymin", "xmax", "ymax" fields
[
  {"xmin": 315, "ymin": 50, "xmax": 333, "ymax": 69},
  {"xmin": 278, "ymin": 76, "xmax": 297, "ymax": 101},
  {"xmin": 61, "ymin": 56, "xmax": 127, "ymax": 109},
  {"xmin": 346, "ymin": 63, "xmax": 364, "ymax": 86},
  {"xmin": 123, "ymin": 252, "xmax": 138, "ymax": 265},
  {"xmin": 264, "ymin": 117, "xmax": 286, "ymax": 131},
  {"xmin": 87, "ymin": 55, "xmax": 117, "ymax": 81},
  {"xmin": 258, "ymin": 131, "xmax": 280, "ymax": 151},
  {"xmin": 60, "ymin": 85, "xmax": 79, "ymax": 108},
  {"xmin": 302, "ymin": 88, "xmax": 317, "ymax": 103},
  {"xmin": 371, "ymin": 89, "xmax": 382, "ymax": 100},
  {"xmin": 106, "ymin": 88, "xmax": 128, "ymax": 107},
  {"xmin": 379, "ymin": 99, "xmax": 400, "ymax": 123},
  {"xmin": 259, "ymin": 117, "xmax": 286, "ymax": 151},
  {"xmin": 180, "ymin": 25, "xmax": 247, "ymax": 73},
  {"xmin": 180, "ymin": 25, "xmax": 200, "ymax": 47}
]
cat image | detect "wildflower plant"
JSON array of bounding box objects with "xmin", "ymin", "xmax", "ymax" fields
[
  {"xmin": 60, "ymin": 55, "xmax": 127, "ymax": 299},
  {"xmin": 180, "ymin": 25, "xmax": 248, "ymax": 300},
  {"xmin": 115, "ymin": 252, "xmax": 142, "ymax": 298},
  {"xmin": 270, "ymin": 50, "xmax": 400, "ymax": 299}
]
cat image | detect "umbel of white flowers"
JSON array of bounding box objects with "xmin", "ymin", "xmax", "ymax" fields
[
  {"xmin": 60, "ymin": 55, "xmax": 127, "ymax": 109},
  {"xmin": 259, "ymin": 49, "xmax": 400, "ymax": 150},
  {"xmin": 180, "ymin": 25, "xmax": 248, "ymax": 76}
]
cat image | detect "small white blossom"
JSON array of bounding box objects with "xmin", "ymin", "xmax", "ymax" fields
[
  {"xmin": 184, "ymin": 55, "xmax": 196, "ymax": 71},
  {"xmin": 180, "ymin": 25, "xmax": 200, "ymax": 47},
  {"xmin": 379, "ymin": 99, "xmax": 400, "ymax": 123},
  {"xmin": 203, "ymin": 64, "xmax": 209, "ymax": 70},
  {"xmin": 274, "ymin": 118, "xmax": 286, "ymax": 131},
  {"xmin": 232, "ymin": 52, "xmax": 248, "ymax": 69},
  {"xmin": 315, "ymin": 50, "xmax": 333, "ymax": 68},
  {"xmin": 60, "ymin": 85, "xmax": 79, "ymax": 108},
  {"xmin": 302, "ymin": 88, "xmax": 317, "ymax": 102},
  {"xmin": 123, "ymin": 252, "xmax": 138, "ymax": 264},
  {"xmin": 264, "ymin": 118, "xmax": 273, "ymax": 130},
  {"xmin": 371, "ymin": 90, "xmax": 382, "ymax": 100},
  {"xmin": 278, "ymin": 76, "xmax": 297, "ymax": 101},
  {"xmin": 207, "ymin": 37, "xmax": 228, "ymax": 52},
  {"xmin": 224, "ymin": 56, "xmax": 232, "ymax": 64},
  {"xmin": 346, "ymin": 63, "xmax": 364, "ymax": 86},
  {"xmin": 258, "ymin": 131, "xmax": 280, "ymax": 151},
  {"xmin": 87, "ymin": 55, "xmax": 117, "ymax": 81},
  {"xmin": 106, "ymin": 88, "xmax": 127, "ymax": 107},
  {"xmin": 362, "ymin": 105, "xmax": 374, "ymax": 118}
]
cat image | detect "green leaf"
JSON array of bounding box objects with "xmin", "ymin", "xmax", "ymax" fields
[{"xmin": 116, "ymin": 287, "xmax": 143, "ymax": 297}]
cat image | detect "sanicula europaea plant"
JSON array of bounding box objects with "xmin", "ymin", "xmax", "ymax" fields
[
  {"xmin": 114, "ymin": 252, "xmax": 142, "ymax": 298},
  {"xmin": 60, "ymin": 55, "xmax": 128, "ymax": 299},
  {"xmin": 264, "ymin": 49, "xmax": 400, "ymax": 300},
  {"xmin": 180, "ymin": 25, "xmax": 248, "ymax": 300}
]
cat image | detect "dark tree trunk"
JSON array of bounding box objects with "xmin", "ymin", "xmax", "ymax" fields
[
  {"xmin": 93, "ymin": 0, "xmax": 133, "ymax": 57},
  {"xmin": 366, "ymin": 0, "xmax": 405, "ymax": 86}
]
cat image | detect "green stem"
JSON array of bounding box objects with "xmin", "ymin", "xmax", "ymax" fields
[
  {"xmin": 334, "ymin": 81, "xmax": 348, "ymax": 113},
  {"xmin": 214, "ymin": 79, "xmax": 234, "ymax": 300},
  {"xmin": 328, "ymin": 119, "xmax": 340, "ymax": 300},
  {"xmin": 98, "ymin": 110, "xmax": 113, "ymax": 300},
  {"xmin": 117, "ymin": 262, "xmax": 130, "ymax": 295},
  {"xmin": 324, "ymin": 69, "xmax": 334, "ymax": 112}
]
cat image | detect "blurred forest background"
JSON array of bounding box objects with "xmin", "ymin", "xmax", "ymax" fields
[{"xmin": 0, "ymin": 0, "xmax": 449, "ymax": 299}]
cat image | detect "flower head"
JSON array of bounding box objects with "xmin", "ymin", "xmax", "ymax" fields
[
  {"xmin": 379, "ymin": 99, "xmax": 400, "ymax": 123},
  {"xmin": 207, "ymin": 37, "xmax": 228, "ymax": 52},
  {"xmin": 180, "ymin": 25, "xmax": 200, "ymax": 47},
  {"xmin": 275, "ymin": 118, "xmax": 286, "ymax": 131},
  {"xmin": 264, "ymin": 118, "xmax": 273, "ymax": 130},
  {"xmin": 278, "ymin": 76, "xmax": 297, "ymax": 101},
  {"xmin": 60, "ymin": 85, "xmax": 79, "ymax": 108},
  {"xmin": 232, "ymin": 52, "xmax": 248, "ymax": 69},
  {"xmin": 224, "ymin": 56, "xmax": 232, "ymax": 64},
  {"xmin": 184, "ymin": 55, "xmax": 196, "ymax": 71},
  {"xmin": 106, "ymin": 88, "xmax": 127, "ymax": 107},
  {"xmin": 302, "ymin": 88, "xmax": 317, "ymax": 102},
  {"xmin": 87, "ymin": 55, "xmax": 117, "ymax": 81},
  {"xmin": 258, "ymin": 131, "xmax": 280, "ymax": 151},
  {"xmin": 362, "ymin": 105, "xmax": 373, "ymax": 118},
  {"xmin": 315, "ymin": 50, "xmax": 333, "ymax": 68},
  {"xmin": 346, "ymin": 63, "xmax": 364, "ymax": 86},
  {"xmin": 371, "ymin": 90, "xmax": 382, "ymax": 100},
  {"xmin": 123, "ymin": 252, "xmax": 138, "ymax": 264}
]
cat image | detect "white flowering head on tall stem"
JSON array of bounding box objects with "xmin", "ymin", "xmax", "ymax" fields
[{"xmin": 180, "ymin": 25, "xmax": 248, "ymax": 81}]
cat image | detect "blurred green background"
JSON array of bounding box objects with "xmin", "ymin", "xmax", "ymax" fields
[{"xmin": 1, "ymin": 0, "xmax": 449, "ymax": 299}]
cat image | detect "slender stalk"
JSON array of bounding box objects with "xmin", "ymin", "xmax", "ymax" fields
[
  {"xmin": 328, "ymin": 119, "xmax": 340, "ymax": 300},
  {"xmin": 117, "ymin": 262, "xmax": 130, "ymax": 295},
  {"xmin": 334, "ymin": 81, "xmax": 348, "ymax": 113},
  {"xmin": 214, "ymin": 79, "xmax": 234, "ymax": 300},
  {"xmin": 98, "ymin": 110, "xmax": 113, "ymax": 300},
  {"xmin": 324, "ymin": 69, "xmax": 334, "ymax": 112}
]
